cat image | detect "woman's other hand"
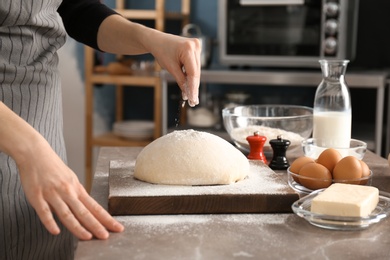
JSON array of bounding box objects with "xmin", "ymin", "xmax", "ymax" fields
[
  {"xmin": 17, "ymin": 140, "xmax": 124, "ymax": 240},
  {"xmin": 0, "ymin": 102, "xmax": 124, "ymax": 240}
]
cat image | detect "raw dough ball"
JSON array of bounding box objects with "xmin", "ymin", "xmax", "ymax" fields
[{"xmin": 134, "ymin": 129, "xmax": 250, "ymax": 185}]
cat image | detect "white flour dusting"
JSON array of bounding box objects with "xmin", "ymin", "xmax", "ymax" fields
[
  {"xmin": 221, "ymin": 213, "xmax": 288, "ymax": 225},
  {"xmin": 233, "ymin": 251, "xmax": 254, "ymax": 258},
  {"xmin": 109, "ymin": 160, "xmax": 290, "ymax": 197},
  {"xmin": 116, "ymin": 215, "xmax": 211, "ymax": 226},
  {"xmin": 110, "ymin": 214, "xmax": 290, "ymax": 258},
  {"xmin": 115, "ymin": 213, "xmax": 288, "ymax": 227}
]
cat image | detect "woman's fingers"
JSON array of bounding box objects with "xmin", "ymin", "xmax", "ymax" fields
[
  {"xmin": 79, "ymin": 191, "xmax": 124, "ymax": 233},
  {"xmin": 179, "ymin": 40, "xmax": 201, "ymax": 107},
  {"xmin": 30, "ymin": 181, "xmax": 124, "ymax": 240},
  {"xmin": 29, "ymin": 195, "xmax": 61, "ymax": 236},
  {"xmin": 46, "ymin": 193, "xmax": 94, "ymax": 240},
  {"xmin": 50, "ymin": 186, "xmax": 124, "ymax": 240}
]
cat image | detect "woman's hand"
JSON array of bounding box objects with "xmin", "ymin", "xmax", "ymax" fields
[
  {"xmin": 149, "ymin": 32, "xmax": 201, "ymax": 107},
  {"xmin": 0, "ymin": 102, "xmax": 124, "ymax": 240},
  {"xmin": 97, "ymin": 15, "xmax": 202, "ymax": 107},
  {"xmin": 17, "ymin": 137, "xmax": 124, "ymax": 240}
]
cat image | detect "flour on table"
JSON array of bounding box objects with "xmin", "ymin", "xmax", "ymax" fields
[{"xmin": 115, "ymin": 213, "xmax": 288, "ymax": 228}]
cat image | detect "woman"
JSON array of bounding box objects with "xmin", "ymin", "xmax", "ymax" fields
[{"xmin": 0, "ymin": 0, "xmax": 201, "ymax": 259}]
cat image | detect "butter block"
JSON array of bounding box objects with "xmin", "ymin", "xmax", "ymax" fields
[{"xmin": 311, "ymin": 183, "xmax": 379, "ymax": 217}]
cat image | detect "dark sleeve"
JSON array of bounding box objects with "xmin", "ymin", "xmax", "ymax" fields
[{"xmin": 57, "ymin": 0, "xmax": 118, "ymax": 50}]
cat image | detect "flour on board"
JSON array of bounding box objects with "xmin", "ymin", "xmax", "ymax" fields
[{"xmin": 109, "ymin": 160, "xmax": 290, "ymax": 197}]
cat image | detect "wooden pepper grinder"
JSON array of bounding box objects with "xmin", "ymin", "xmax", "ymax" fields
[
  {"xmin": 269, "ymin": 135, "xmax": 291, "ymax": 170},
  {"xmin": 246, "ymin": 131, "xmax": 267, "ymax": 164}
]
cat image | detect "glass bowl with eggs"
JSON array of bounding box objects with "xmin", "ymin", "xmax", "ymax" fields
[
  {"xmin": 222, "ymin": 105, "xmax": 313, "ymax": 153},
  {"xmin": 287, "ymin": 148, "xmax": 373, "ymax": 194}
]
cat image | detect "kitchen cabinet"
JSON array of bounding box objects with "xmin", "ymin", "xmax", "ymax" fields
[{"xmin": 84, "ymin": 0, "xmax": 191, "ymax": 191}]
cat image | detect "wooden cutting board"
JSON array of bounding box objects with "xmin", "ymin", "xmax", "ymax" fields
[{"xmin": 108, "ymin": 158, "xmax": 299, "ymax": 215}]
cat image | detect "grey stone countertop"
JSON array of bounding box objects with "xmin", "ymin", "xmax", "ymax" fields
[{"xmin": 76, "ymin": 146, "xmax": 390, "ymax": 260}]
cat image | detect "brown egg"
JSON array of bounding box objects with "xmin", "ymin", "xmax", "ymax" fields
[
  {"xmin": 316, "ymin": 148, "xmax": 342, "ymax": 173},
  {"xmin": 359, "ymin": 160, "xmax": 371, "ymax": 185},
  {"xmin": 333, "ymin": 156, "xmax": 362, "ymax": 184},
  {"xmin": 299, "ymin": 162, "xmax": 332, "ymax": 190},
  {"xmin": 290, "ymin": 157, "xmax": 316, "ymax": 173},
  {"xmin": 290, "ymin": 157, "xmax": 315, "ymax": 183}
]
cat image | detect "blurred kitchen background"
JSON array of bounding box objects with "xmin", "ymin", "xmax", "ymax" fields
[{"xmin": 59, "ymin": 0, "xmax": 390, "ymax": 185}]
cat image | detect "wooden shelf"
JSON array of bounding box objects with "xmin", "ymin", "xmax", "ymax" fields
[
  {"xmin": 90, "ymin": 73, "xmax": 159, "ymax": 86},
  {"xmin": 84, "ymin": 0, "xmax": 191, "ymax": 192},
  {"xmin": 92, "ymin": 133, "xmax": 152, "ymax": 147}
]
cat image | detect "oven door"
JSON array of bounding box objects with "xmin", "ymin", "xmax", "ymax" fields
[{"xmin": 218, "ymin": 0, "xmax": 356, "ymax": 68}]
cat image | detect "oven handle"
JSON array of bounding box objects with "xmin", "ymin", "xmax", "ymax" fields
[{"xmin": 239, "ymin": 0, "xmax": 304, "ymax": 5}]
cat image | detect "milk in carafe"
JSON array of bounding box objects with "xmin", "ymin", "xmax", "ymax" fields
[
  {"xmin": 313, "ymin": 111, "xmax": 351, "ymax": 148},
  {"xmin": 313, "ymin": 60, "xmax": 352, "ymax": 148}
]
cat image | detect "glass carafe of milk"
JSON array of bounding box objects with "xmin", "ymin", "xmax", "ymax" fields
[{"xmin": 313, "ymin": 60, "xmax": 351, "ymax": 148}]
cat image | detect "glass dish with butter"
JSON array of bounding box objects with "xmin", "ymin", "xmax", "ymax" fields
[{"xmin": 292, "ymin": 184, "xmax": 390, "ymax": 230}]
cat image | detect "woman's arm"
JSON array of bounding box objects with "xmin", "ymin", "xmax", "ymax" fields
[
  {"xmin": 58, "ymin": 1, "xmax": 200, "ymax": 106},
  {"xmin": 97, "ymin": 15, "xmax": 200, "ymax": 106}
]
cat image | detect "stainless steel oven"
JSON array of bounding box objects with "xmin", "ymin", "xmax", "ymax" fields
[{"xmin": 218, "ymin": 0, "xmax": 359, "ymax": 68}]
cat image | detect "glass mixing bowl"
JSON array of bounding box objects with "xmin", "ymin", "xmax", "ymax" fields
[{"xmin": 222, "ymin": 105, "xmax": 313, "ymax": 152}]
